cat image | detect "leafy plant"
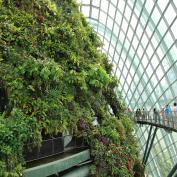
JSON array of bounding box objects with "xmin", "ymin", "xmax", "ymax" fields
[{"xmin": 0, "ymin": 0, "xmax": 144, "ymax": 176}]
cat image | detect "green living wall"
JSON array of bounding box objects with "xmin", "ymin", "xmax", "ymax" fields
[{"xmin": 0, "ymin": 0, "xmax": 144, "ymax": 176}]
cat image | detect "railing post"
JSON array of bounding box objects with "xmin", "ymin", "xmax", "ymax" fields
[{"xmin": 52, "ymin": 138, "xmax": 54, "ymax": 154}]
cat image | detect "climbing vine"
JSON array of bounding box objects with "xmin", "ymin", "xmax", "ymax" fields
[{"xmin": 0, "ymin": 0, "xmax": 144, "ymax": 176}]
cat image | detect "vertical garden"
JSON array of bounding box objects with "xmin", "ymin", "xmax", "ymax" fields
[{"xmin": 0, "ymin": 0, "xmax": 144, "ymax": 176}]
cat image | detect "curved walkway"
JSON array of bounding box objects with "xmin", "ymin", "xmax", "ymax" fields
[{"xmin": 128, "ymin": 111, "xmax": 177, "ymax": 132}]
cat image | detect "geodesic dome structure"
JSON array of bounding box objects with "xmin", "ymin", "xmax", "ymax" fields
[{"xmin": 78, "ymin": 0, "xmax": 177, "ymax": 176}]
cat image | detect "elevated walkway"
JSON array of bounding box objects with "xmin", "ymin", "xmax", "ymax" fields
[
  {"xmin": 23, "ymin": 149, "xmax": 90, "ymax": 177},
  {"xmin": 128, "ymin": 111, "xmax": 177, "ymax": 132},
  {"xmin": 23, "ymin": 135, "xmax": 90, "ymax": 177},
  {"xmin": 129, "ymin": 111, "xmax": 177, "ymax": 177}
]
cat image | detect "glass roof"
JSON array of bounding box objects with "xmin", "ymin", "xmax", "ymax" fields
[
  {"xmin": 77, "ymin": 0, "xmax": 177, "ymax": 176},
  {"xmin": 78, "ymin": 0, "xmax": 177, "ymax": 111}
]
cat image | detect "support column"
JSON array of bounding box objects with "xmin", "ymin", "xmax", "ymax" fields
[
  {"xmin": 143, "ymin": 126, "xmax": 158, "ymax": 165},
  {"xmin": 144, "ymin": 127, "xmax": 158, "ymax": 165},
  {"xmin": 142, "ymin": 125, "xmax": 153, "ymax": 164},
  {"xmin": 167, "ymin": 163, "xmax": 177, "ymax": 177}
]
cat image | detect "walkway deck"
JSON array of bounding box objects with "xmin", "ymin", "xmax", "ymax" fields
[
  {"xmin": 23, "ymin": 149, "xmax": 90, "ymax": 177},
  {"xmin": 129, "ymin": 111, "xmax": 177, "ymax": 132}
]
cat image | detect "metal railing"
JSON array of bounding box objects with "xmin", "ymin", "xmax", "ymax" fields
[
  {"xmin": 126, "ymin": 111, "xmax": 177, "ymax": 131},
  {"xmin": 24, "ymin": 135, "xmax": 87, "ymax": 162}
]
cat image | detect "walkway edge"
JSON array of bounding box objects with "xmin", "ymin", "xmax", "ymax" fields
[{"xmin": 23, "ymin": 149, "xmax": 90, "ymax": 177}]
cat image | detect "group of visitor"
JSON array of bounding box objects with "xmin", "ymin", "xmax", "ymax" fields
[
  {"xmin": 127, "ymin": 102, "xmax": 177, "ymax": 127},
  {"xmin": 162, "ymin": 103, "xmax": 177, "ymax": 117}
]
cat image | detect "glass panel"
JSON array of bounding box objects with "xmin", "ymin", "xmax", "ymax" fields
[
  {"xmin": 99, "ymin": 11, "xmax": 107, "ymax": 24},
  {"xmin": 144, "ymin": 0, "xmax": 154, "ymax": 12},
  {"xmin": 118, "ymin": 0, "xmax": 125, "ymax": 13},
  {"xmin": 157, "ymin": 0, "xmax": 169, "ymax": 12},
  {"xmin": 107, "ymin": 17, "xmax": 113, "ymax": 29},
  {"xmin": 81, "ymin": 0, "xmax": 90, "ymax": 4},
  {"xmin": 171, "ymin": 19, "xmax": 177, "ymax": 39},
  {"xmin": 100, "ymin": 1, "xmax": 108, "ymax": 12},
  {"xmin": 81, "ymin": 6, "xmax": 90, "ymax": 17},
  {"xmin": 109, "ymin": 4, "xmax": 116, "ymax": 16},
  {"xmin": 91, "ymin": 7, "xmax": 99, "ymax": 19},
  {"xmin": 151, "ymin": 6, "xmax": 161, "ymax": 24},
  {"xmin": 92, "ymin": 0, "xmax": 100, "ymax": 7},
  {"xmin": 164, "ymin": 4, "xmax": 176, "ymax": 25}
]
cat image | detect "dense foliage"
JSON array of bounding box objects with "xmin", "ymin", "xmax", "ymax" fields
[{"xmin": 0, "ymin": 0, "xmax": 144, "ymax": 176}]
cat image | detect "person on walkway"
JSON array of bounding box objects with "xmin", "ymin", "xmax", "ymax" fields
[
  {"xmin": 142, "ymin": 108, "xmax": 146, "ymax": 121},
  {"xmin": 135, "ymin": 109, "xmax": 143, "ymax": 127},
  {"xmin": 173, "ymin": 102, "xmax": 177, "ymax": 117},
  {"xmin": 153, "ymin": 108, "xmax": 158, "ymax": 123},
  {"xmin": 137, "ymin": 109, "xmax": 143, "ymax": 126},
  {"xmin": 127, "ymin": 107, "xmax": 132, "ymax": 117},
  {"xmin": 135, "ymin": 109, "xmax": 140, "ymax": 120},
  {"xmin": 160, "ymin": 107, "xmax": 165, "ymax": 125},
  {"xmin": 139, "ymin": 109, "xmax": 142, "ymax": 120},
  {"xmin": 172, "ymin": 103, "xmax": 177, "ymax": 128},
  {"xmin": 165, "ymin": 104, "xmax": 172, "ymax": 127}
]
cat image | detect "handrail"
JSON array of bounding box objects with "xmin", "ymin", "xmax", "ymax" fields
[
  {"xmin": 24, "ymin": 135, "xmax": 87, "ymax": 163},
  {"xmin": 126, "ymin": 111, "xmax": 177, "ymax": 132}
]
